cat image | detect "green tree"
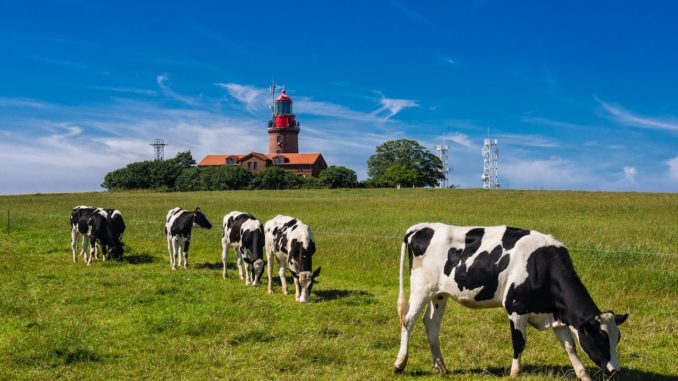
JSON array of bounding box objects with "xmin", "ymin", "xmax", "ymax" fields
[
  {"xmin": 250, "ymin": 167, "xmax": 302, "ymax": 190},
  {"xmin": 367, "ymin": 139, "xmax": 444, "ymax": 187},
  {"xmin": 319, "ymin": 166, "xmax": 358, "ymax": 188},
  {"xmin": 201, "ymin": 166, "xmax": 253, "ymax": 191},
  {"xmin": 381, "ymin": 163, "xmax": 419, "ymax": 187}
]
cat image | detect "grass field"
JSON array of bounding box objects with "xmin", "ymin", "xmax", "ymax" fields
[{"xmin": 0, "ymin": 189, "xmax": 676, "ymax": 380}]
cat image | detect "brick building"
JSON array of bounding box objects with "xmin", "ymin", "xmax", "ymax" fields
[{"xmin": 198, "ymin": 88, "xmax": 327, "ymax": 177}]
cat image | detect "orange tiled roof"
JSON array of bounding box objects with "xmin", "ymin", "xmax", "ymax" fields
[
  {"xmin": 268, "ymin": 153, "xmax": 323, "ymax": 165},
  {"xmin": 198, "ymin": 154, "xmax": 243, "ymax": 166},
  {"xmin": 199, "ymin": 152, "xmax": 325, "ymax": 166}
]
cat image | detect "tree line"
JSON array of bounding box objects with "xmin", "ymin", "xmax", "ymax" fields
[{"xmin": 101, "ymin": 139, "xmax": 444, "ymax": 191}]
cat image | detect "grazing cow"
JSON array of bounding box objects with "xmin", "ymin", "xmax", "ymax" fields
[
  {"xmin": 72, "ymin": 208, "xmax": 124, "ymax": 265},
  {"xmin": 221, "ymin": 211, "xmax": 266, "ymax": 285},
  {"xmin": 165, "ymin": 207, "xmax": 212, "ymax": 270},
  {"xmin": 265, "ymin": 215, "xmax": 320, "ymax": 303},
  {"xmin": 394, "ymin": 223, "xmax": 628, "ymax": 380},
  {"xmin": 71, "ymin": 206, "xmax": 126, "ymax": 263}
]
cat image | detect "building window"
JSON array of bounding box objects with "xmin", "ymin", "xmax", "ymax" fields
[
  {"xmin": 274, "ymin": 156, "xmax": 285, "ymax": 164},
  {"xmin": 277, "ymin": 135, "xmax": 282, "ymax": 143},
  {"xmin": 253, "ymin": 162, "xmax": 258, "ymax": 170},
  {"xmin": 227, "ymin": 158, "xmax": 236, "ymax": 165},
  {"xmin": 247, "ymin": 162, "xmax": 251, "ymax": 168}
]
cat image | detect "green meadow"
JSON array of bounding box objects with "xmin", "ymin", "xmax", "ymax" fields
[{"xmin": 0, "ymin": 189, "xmax": 676, "ymax": 380}]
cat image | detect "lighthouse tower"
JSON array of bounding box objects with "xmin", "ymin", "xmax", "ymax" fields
[{"xmin": 268, "ymin": 89, "xmax": 300, "ymax": 154}]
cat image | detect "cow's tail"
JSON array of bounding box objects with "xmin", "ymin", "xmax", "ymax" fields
[{"xmin": 397, "ymin": 241, "xmax": 409, "ymax": 328}]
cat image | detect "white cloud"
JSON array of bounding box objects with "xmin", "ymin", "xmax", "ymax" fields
[
  {"xmin": 216, "ymin": 83, "xmax": 267, "ymax": 112},
  {"xmin": 446, "ymin": 132, "xmax": 474, "ymax": 149},
  {"xmin": 501, "ymin": 157, "xmax": 594, "ymax": 189},
  {"xmin": 598, "ymin": 99, "xmax": 678, "ymax": 133},
  {"xmin": 624, "ymin": 166, "xmax": 637, "ymax": 182},
  {"xmin": 373, "ymin": 96, "xmax": 419, "ymax": 121},
  {"xmin": 668, "ymin": 157, "xmax": 678, "ymax": 182},
  {"xmin": 497, "ymin": 133, "xmax": 558, "ymax": 148},
  {"xmin": 156, "ymin": 74, "xmax": 199, "ymax": 105}
]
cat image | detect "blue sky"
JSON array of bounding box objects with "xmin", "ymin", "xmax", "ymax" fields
[{"xmin": 1, "ymin": 0, "xmax": 677, "ymax": 194}]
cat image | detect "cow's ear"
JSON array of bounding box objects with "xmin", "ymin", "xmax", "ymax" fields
[
  {"xmin": 615, "ymin": 313, "xmax": 629, "ymax": 325},
  {"xmin": 195, "ymin": 207, "xmax": 202, "ymax": 212},
  {"xmin": 289, "ymin": 270, "xmax": 299, "ymax": 279},
  {"xmin": 312, "ymin": 266, "xmax": 322, "ymax": 278}
]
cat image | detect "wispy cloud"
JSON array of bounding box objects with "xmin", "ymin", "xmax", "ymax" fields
[
  {"xmin": 668, "ymin": 157, "xmax": 678, "ymax": 182},
  {"xmin": 502, "ymin": 157, "xmax": 593, "ymax": 189},
  {"xmin": 0, "ymin": 97, "xmax": 53, "ymax": 109},
  {"xmin": 83, "ymin": 86, "xmax": 158, "ymax": 96},
  {"xmin": 156, "ymin": 74, "xmax": 199, "ymax": 106},
  {"xmin": 598, "ymin": 98, "xmax": 678, "ymax": 132},
  {"xmin": 624, "ymin": 166, "xmax": 637, "ymax": 182},
  {"xmin": 446, "ymin": 132, "xmax": 474, "ymax": 148},
  {"xmin": 522, "ymin": 116, "xmax": 596, "ymax": 130},
  {"xmin": 391, "ymin": 1, "xmax": 427, "ymax": 23},
  {"xmin": 374, "ymin": 95, "xmax": 419, "ymax": 121},
  {"xmin": 216, "ymin": 83, "xmax": 267, "ymax": 112},
  {"xmin": 497, "ymin": 133, "xmax": 558, "ymax": 148}
]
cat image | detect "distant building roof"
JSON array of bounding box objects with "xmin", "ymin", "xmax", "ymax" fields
[{"xmin": 198, "ymin": 152, "xmax": 325, "ymax": 167}]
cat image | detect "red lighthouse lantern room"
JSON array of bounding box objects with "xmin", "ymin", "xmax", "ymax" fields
[{"xmin": 268, "ymin": 89, "xmax": 300, "ymax": 154}]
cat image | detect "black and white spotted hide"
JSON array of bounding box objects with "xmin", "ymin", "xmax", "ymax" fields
[
  {"xmin": 165, "ymin": 207, "xmax": 212, "ymax": 270},
  {"xmin": 70, "ymin": 205, "xmax": 95, "ymax": 263},
  {"xmin": 394, "ymin": 223, "xmax": 628, "ymax": 380},
  {"xmin": 71, "ymin": 206, "xmax": 126, "ymax": 263},
  {"xmin": 76, "ymin": 208, "xmax": 124, "ymax": 265},
  {"xmin": 221, "ymin": 211, "xmax": 266, "ymax": 286},
  {"xmin": 264, "ymin": 215, "xmax": 320, "ymax": 303}
]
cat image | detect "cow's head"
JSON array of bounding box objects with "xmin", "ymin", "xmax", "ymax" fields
[
  {"xmin": 242, "ymin": 257, "xmax": 267, "ymax": 286},
  {"xmin": 573, "ymin": 311, "xmax": 628, "ymax": 375},
  {"xmin": 193, "ymin": 208, "xmax": 212, "ymax": 229},
  {"xmin": 290, "ymin": 267, "xmax": 321, "ymax": 303}
]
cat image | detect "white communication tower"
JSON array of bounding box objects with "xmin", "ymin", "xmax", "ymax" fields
[
  {"xmin": 435, "ymin": 138, "xmax": 450, "ymax": 188},
  {"xmin": 481, "ymin": 137, "xmax": 500, "ymax": 189}
]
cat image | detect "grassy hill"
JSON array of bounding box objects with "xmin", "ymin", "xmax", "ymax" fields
[{"xmin": 0, "ymin": 189, "xmax": 676, "ymax": 380}]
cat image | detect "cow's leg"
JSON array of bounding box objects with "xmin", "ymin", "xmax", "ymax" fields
[
  {"xmin": 423, "ymin": 295, "xmax": 449, "ymax": 374},
  {"xmin": 394, "ymin": 269, "xmax": 435, "ymax": 373},
  {"xmin": 293, "ymin": 277, "xmax": 301, "ymax": 301},
  {"xmin": 243, "ymin": 251, "xmax": 252, "ymax": 285},
  {"xmin": 266, "ymin": 248, "xmax": 273, "ymax": 293},
  {"xmin": 279, "ymin": 263, "xmax": 288, "ymax": 295},
  {"xmin": 71, "ymin": 228, "xmax": 79, "ymax": 263},
  {"xmin": 554, "ymin": 325, "xmax": 591, "ymax": 381},
  {"xmin": 176, "ymin": 238, "xmax": 184, "ymax": 269},
  {"xmin": 171, "ymin": 238, "xmax": 179, "ymax": 270},
  {"xmin": 222, "ymin": 239, "xmax": 229, "ymax": 279},
  {"xmin": 167, "ymin": 236, "xmax": 174, "ymax": 269},
  {"xmin": 87, "ymin": 240, "xmax": 96, "ymax": 266},
  {"xmin": 236, "ymin": 251, "xmax": 245, "ymax": 281},
  {"xmin": 508, "ymin": 313, "xmax": 529, "ymax": 378},
  {"xmin": 183, "ymin": 236, "xmax": 190, "ymax": 269},
  {"xmin": 81, "ymin": 235, "xmax": 90, "ymax": 259}
]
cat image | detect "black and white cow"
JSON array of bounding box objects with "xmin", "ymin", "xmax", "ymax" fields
[
  {"xmin": 165, "ymin": 207, "xmax": 212, "ymax": 270},
  {"xmin": 394, "ymin": 223, "xmax": 628, "ymax": 380},
  {"xmin": 71, "ymin": 205, "xmax": 96, "ymax": 262},
  {"xmin": 71, "ymin": 207, "xmax": 124, "ymax": 265},
  {"xmin": 71, "ymin": 206, "xmax": 126, "ymax": 263},
  {"xmin": 221, "ymin": 211, "xmax": 266, "ymax": 285},
  {"xmin": 265, "ymin": 215, "xmax": 320, "ymax": 303}
]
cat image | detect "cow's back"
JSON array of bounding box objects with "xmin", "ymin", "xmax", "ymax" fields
[{"xmin": 405, "ymin": 223, "xmax": 563, "ymax": 309}]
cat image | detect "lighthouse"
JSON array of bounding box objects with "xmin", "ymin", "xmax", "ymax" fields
[{"xmin": 268, "ymin": 89, "xmax": 300, "ymax": 154}]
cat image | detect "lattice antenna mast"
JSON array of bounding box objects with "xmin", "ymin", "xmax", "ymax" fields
[
  {"xmin": 434, "ymin": 136, "xmax": 450, "ymax": 188},
  {"xmin": 150, "ymin": 139, "xmax": 167, "ymax": 161},
  {"xmin": 481, "ymin": 132, "xmax": 499, "ymax": 189}
]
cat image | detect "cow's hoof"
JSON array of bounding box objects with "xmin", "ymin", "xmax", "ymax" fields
[
  {"xmin": 393, "ymin": 365, "xmax": 405, "ymax": 374},
  {"xmin": 433, "ymin": 364, "xmax": 447, "ymax": 375}
]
